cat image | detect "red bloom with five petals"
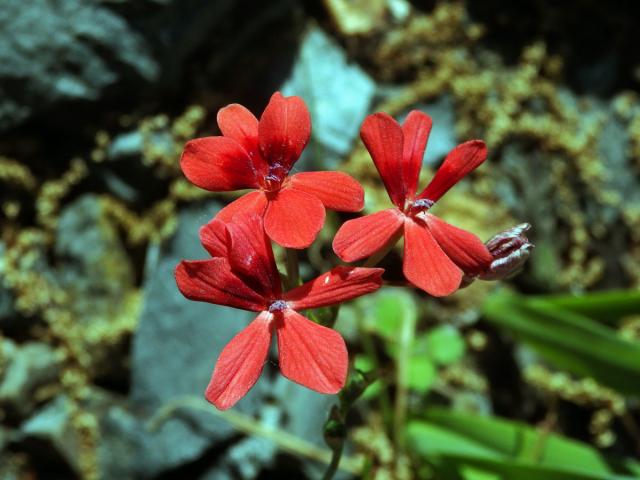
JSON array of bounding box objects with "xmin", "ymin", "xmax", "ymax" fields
[
  {"xmin": 175, "ymin": 213, "xmax": 383, "ymax": 410},
  {"xmin": 180, "ymin": 92, "xmax": 365, "ymax": 249},
  {"xmin": 333, "ymin": 111, "xmax": 493, "ymax": 297}
]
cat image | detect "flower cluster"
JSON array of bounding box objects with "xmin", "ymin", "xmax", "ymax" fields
[{"xmin": 175, "ymin": 92, "xmax": 532, "ymax": 409}]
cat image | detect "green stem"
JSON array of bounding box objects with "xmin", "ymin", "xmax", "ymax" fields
[
  {"xmin": 285, "ymin": 248, "xmax": 300, "ymax": 288},
  {"xmin": 322, "ymin": 442, "xmax": 344, "ymax": 480},
  {"xmin": 148, "ymin": 395, "xmax": 362, "ymax": 474},
  {"xmin": 361, "ymin": 329, "xmax": 393, "ymax": 422},
  {"xmin": 394, "ymin": 298, "xmax": 416, "ymax": 451}
]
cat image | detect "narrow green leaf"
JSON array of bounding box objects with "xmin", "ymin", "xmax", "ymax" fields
[
  {"xmin": 482, "ymin": 290, "xmax": 640, "ymax": 394},
  {"xmin": 413, "ymin": 408, "xmax": 640, "ymax": 479},
  {"xmin": 540, "ymin": 290, "xmax": 640, "ymax": 326}
]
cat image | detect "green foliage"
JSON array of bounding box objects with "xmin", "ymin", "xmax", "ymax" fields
[
  {"xmin": 421, "ymin": 325, "xmax": 466, "ymax": 366},
  {"xmin": 367, "ymin": 288, "xmax": 418, "ymax": 339},
  {"xmin": 360, "ymin": 289, "xmax": 467, "ymax": 395},
  {"xmin": 540, "ymin": 289, "xmax": 640, "ymax": 326},
  {"xmin": 482, "ymin": 289, "xmax": 640, "ymax": 395},
  {"xmin": 407, "ymin": 408, "xmax": 640, "ymax": 480}
]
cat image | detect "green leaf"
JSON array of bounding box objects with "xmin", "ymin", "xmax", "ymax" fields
[
  {"xmin": 408, "ymin": 408, "xmax": 640, "ymax": 480},
  {"xmin": 353, "ymin": 355, "xmax": 383, "ymax": 400},
  {"xmin": 406, "ymin": 357, "xmax": 437, "ymax": 393},
  {"xmin": 460, "ymin": 466, "xmax": 502, "ymax": 480},
  {"xmin": 363, "ymin": 288, "xmax": 417, "ymax": 340},
  {"xmin": 539, "ymin": 290, "xmax": 640, "ymax": 326},
  {"xmin": 424, "ymin": 325, "xmax": 466, "ymax": 365},
  {"xmin": 482, "ymin": 290, "xmax": 640, "ymax": 395}
]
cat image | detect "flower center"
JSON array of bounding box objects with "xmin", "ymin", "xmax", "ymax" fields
[
  {"xmin": 268, "ymin": 300, "xmax": 288, "ymax": 313},
  {"xmin": 406, "ymin": 198, "xmax": 434, "ymax": 216},
  {"xmin": 262, "ymin": 163, "xmax": 288, "ymax": 193}
]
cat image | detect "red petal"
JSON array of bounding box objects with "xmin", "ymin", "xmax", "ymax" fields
[
  {"xmin": 264, "ymin": 187, "xmax": 325, "ymax": 249},
  {"xmin": 424, "ymin": 214, "xmax": 492, "ymax": 276},
  {"xmin": 360, "ymin": 113, "xmax": 406, "ymax": 208},
  {"xmin": 215, "ymin": 191, "xmax": 268, "ymax": 223},
  {"xmin": 276, "ymin": 309, "xmax": 347, "ymax": 394},
  {"xmin": 258, "ymin": 92, "xmax": 311, "ymax": 171},
  {"xmin": 332, "ymin": 209, "xmax": 404, "ymax": 262},
  {"xmin": 206, "ymin": 312, "xmax": 273, "ymax": 410},
  {"xmin": 289, "ymin": 172, "xmax": 364, "ymax": 212},
  {"xmin": 180, "ymin": 137, "xmax": 258, "ymax": 191},
  {"xmin": 402, "ymin": 111, "xmax": 432, "ymax": 199},
  {"xmin": 226, "ymin": 214, "xmax": 281, "ymax": 298},
  {"xmin": 217, "ymin": 103, "xmax": 259, "ymax": 150},
  {"xmin": 403, "ymin": 219, "xmax": 462, "ymax": 297},
  {"xmin": 418, "ymin": 140, "xmax": 487, "ymax": 203},
  {"xmin": 175, "ymin": 259, "xmax": 266, "ymax": 311},
  {"xmin": 284, "ymin": 266, "xmax": 384, "ymax": 310},
  {"xmin": 199, "ymin": 219, "xmax": 228, "ymax": 257},
  {"xmin": 217, "ymin": 103, "xmax": 268, "ymax": 176}
]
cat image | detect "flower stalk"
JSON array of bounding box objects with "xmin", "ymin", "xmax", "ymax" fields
[{"xmin": 285, "ymin": 248, "xmax": 300, "ymax": 289}]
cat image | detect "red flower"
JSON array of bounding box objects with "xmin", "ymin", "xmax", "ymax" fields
[
  {"xmin": 180, "ymin": 92, "xmax": 365, "ymax": 249},
  {"xmin": 175, "ymin": 213, "xmax": 383, "ymax": 410},
  {"xmin": 333, "ymin": 111, "xmax": 493, "ymax": 297}
]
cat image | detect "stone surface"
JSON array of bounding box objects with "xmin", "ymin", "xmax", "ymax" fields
[
  {"xmin": 128, "ymin": 200, "xmax": 339, "ymax": 477},
  {"xmin": 20, "ymin": 395, "xmax": 82, "ymax": 473},
  {"xmin": 412, "ymin": 96, "xmax": 458, "ymax": 167},
  {"xmin": 54, "ymin": 194, "xmax": 137, "ymax": 374},
  {"xmin": 129, "ymin": 200, "xmax": 265, "ymax": 476},
  {"xmin": 0, "ymin": 0, "xmax": 157, "ymax": 130},
  {"xmin": 0, "ymin": 339, "xmax": 61, "ymax": 418},
  {"xmin": 55, "ymin": 195, "xmax": 134, "ymax": 302},
  {"xmin": 0, "ymin": 243, "xmax": 17, "ymax": 329},
  {"xmin": 282, "ymin": 25, "xmax": 376, "ymax": 169},
  {"xmin": 0, "ymin": 0, "xmax": 239, "ymax": 131}
]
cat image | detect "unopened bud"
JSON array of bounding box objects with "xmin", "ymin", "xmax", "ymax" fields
[
  {"xmin": 461, "ymin": 223, "xmax": 534, "ymax": 287},
  {"xmin": 481, "ymin": 223, "xmax": 534, "ymax": 280}
]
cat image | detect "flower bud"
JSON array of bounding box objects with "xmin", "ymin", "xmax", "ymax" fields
[
  {"xmin": 461, "ymin": 223, "xmax": 534, "ymax": 287},
  {"xmin": 480, "ymin": 223, "xmax": 534, "ymax": 280}
]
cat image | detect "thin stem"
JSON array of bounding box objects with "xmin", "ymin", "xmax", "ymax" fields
[
  {"xmin": 393, "ymin": 297, "xmax": 415, "ymax": 451},
  {"xmin": 322, "ymin": 442, "xmax": 344, "ymax": 480},
  {"xmin": 531, "ymin": 395, "xmax": 558, "ymax": 462},
  {"xmin": 363, "ymin": 231, "xmax": 402, "ymax": 268},
  {"xmin": 148, "ymin": 395, "xmax": 362, "ymax": 475},
  {"xmin": 361, "ymin": 328, "xmax": 393, "ymax": 422},
  {"xmin": 285, "ymin": 248, "xmax": 300, "ymax": 288}
]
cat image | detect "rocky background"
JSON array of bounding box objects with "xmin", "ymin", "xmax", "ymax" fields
[{"xmin": 1, "ymin": 1, "xmax": 640, "ymax": 479}]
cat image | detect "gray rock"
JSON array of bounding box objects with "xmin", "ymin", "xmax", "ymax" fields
[
  {"xmin": 55, "ymin": 195, "xmax": 133, "ymax": 299},
  {"xmin": 375, "ymin": 90, "xmax": 458, "ymax": 167},
  {"xmin": 0, "ymin": 0, "xmax": 158, "ymax": 130},
  {"xmin": 0, "ymin": 243, "xmax": 17, "ymax": 326},
  {"xmin": 598, "ymin": 106, "xmax": 640, "ymax": 225},
  {"xmin": 107, "ymin": 131, "xmax": 144, "ymax": 161},
  {"xmin": 0, "ymin": 0, "xmax": 242, "ymax": 131},
  {"xmin": 410, "ymin": 96, "xmax": 458, "ymax": 167},
  {"xmin": 20, "ymin": 395, "xmax": 82, "ymax": 473},
  {"xmin": 129, "ymin": 200, "xmax": 265, "ymax": 476},
  {"xmin": 132, "ymin": 200, "xmax": 262, "ymax": 411},
  {"xmin": 0, "ymin": 339, "xmax": 61, "ymax": 417},
  {"xmin": 282, "ymin": 25, "xmax": 376, "ymax": 169},
  {"xmin": 53, "ymin": 194, "xmax": 136, "ymax": 374},
  {"xmin": 128, "ymin": 200, "xmax": 339, "ymax": 478}
]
